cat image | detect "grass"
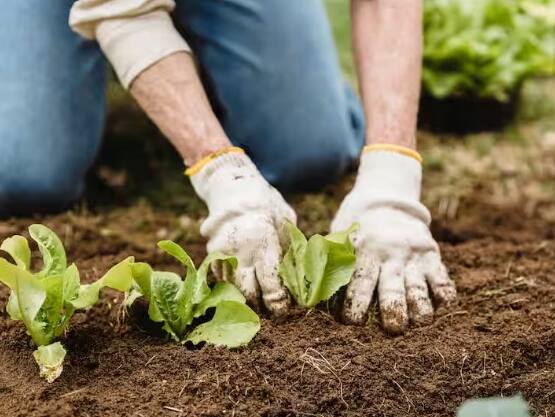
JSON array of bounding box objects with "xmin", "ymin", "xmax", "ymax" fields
[{"xmin": 324, "ymin": 0, "xmax": 356, "ymax": 84}]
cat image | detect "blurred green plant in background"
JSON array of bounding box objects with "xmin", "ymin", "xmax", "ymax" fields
[
  {"xmin": 423, "ymin": 0, "xmax": 555, "ymax": 102},
  {"xmin": 324, "ymin": 0, "xmax": 355, "ymax": 85}
]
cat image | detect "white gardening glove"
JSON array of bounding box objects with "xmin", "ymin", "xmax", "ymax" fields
[
  {"xmin": 188, "ymin": 148, "xmax": 296, "ymax": 315},
  {"xmin": 331, "ymin": 146, "xmax": 457, "ymax": 334}
]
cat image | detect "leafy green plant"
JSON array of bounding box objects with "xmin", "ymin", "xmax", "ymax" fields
[
  {"xmin": 423, "ymin": 0, "xmax": 555, "ymax": 101},
  {"xmin": 279, "ymin": 223, "xmax": 357, "ymax": 308},
  {"xmin": 126, "ymin": 240, "xmax": 260, "ymax": 347},
  {"xmin": 0, "ymin": 225, "xmax": 135, "ymax": 382},
  {"xmin": 457, "ymin": 394, "xmax": 529, "ymax": 417}
]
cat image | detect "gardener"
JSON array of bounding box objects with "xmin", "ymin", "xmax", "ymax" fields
[{"xmin": 0, "ymin": 0, "xmax": 456, "ymax": 334}]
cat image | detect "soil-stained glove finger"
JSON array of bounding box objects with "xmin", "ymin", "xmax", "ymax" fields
[
  {"xmin": 378, "ymin": 259, "xmax": 409, "ymax": 335},
  {"xmin": 422, "ymin": 252, "xmax": 457, "ymax": 305},
  {"xmin": 405, "ymin": 256, "xmax": 434, "ymax": 325},
  {"xmin": 342, "ymin": 252, "xmax": 380, "ymax": 324},
  {"xmin": 254, "ymin": 234, "xmax": 290, "ymax": 316},
  {"xmin": 190, "ymin": 151, "xmax": 296, "ymax": 314},
  {"xmin": 233, "ymin": 266, "xmax": 261, "ymax": 307}
]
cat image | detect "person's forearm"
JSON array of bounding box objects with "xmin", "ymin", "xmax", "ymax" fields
[
  {"xmin": 130, "ymin": 52, "xmax": 232, "ymax": 166},
  {"xmin": 351, "ymin": 0, "xmax": 422, "ymax": 150}
]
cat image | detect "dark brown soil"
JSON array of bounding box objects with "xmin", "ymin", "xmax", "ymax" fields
[{"xmin": 0, "ymin": 202, "xmax": 553, "ymax": 417}]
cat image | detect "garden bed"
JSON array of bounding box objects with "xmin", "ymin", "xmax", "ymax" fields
[{"xmin": 0, "ymin": 200, "xmax": 553, "ymax": 417}]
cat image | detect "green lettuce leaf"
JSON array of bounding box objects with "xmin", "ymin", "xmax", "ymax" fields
[
  {"xmin": 6, "ymin": 293, "xmax": 22, "ymax": 321},
  {"xmin": 280, "ymin": 222, "xmax": 308, "ymax": 304},
  {"xmin": 150, "ymin": 271, "xmax": 187, "ymax": 341},
  {"xmin": 186, "ymin": 252, "xmax": 237, "ymax": 312},
  {"xmin": 0, "ymin": 225, "xmax": 137, "ymax": 382},
  {"xmin": 129, "ymin": 262, "xmax": 153, "ymax": 300},
  {"xmin": 36, "ymin": 275, "xmax": 65, "ymax": 342},
  {"xmin": 1, "ymin": 235, "xmax": 31, "ymax": 270},
  {"xmin": 63, "ymin": 264, "xmax": 80, "ymax": 302},
  {"xmin": 70, "ymin": 257, "xmax": 135, "ymax": 309},
  {"xmin": 29, "ymin": 224, "xmax": 67, "ymax": 277},
  {"xmin": 0, "ymin": 259, "xmax": 49, "ymax": 345},
  {"xmin": 280, "ymin": 223, "xmax": 357, "ymax": 308},
  {"xmin": 127, "ymin": 242, "xmax": 259, "ymax": 348},
  {"xmin": 193, "ymin": 282, "xmax": 245, "ymax": 318},
  {"xmin": 157, "ymin": 240, "xmax": 196, "ymax": 276},
  {"xmin": 186, "ymin": 300, "xmax": 260, "ymax": 348}
]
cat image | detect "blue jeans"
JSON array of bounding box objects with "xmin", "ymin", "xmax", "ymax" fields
[{"xmin": 0, "ymin": 0, "xmax": 364, "ymax": 217}]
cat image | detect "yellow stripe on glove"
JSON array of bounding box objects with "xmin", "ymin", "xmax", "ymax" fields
[
  {"xmin": 185, "ymin": 146, "xmax": 245, "ymax": 176},
  {"xmin": 363, "ymin": 144, "xmax": 423, "ymax": 164}
]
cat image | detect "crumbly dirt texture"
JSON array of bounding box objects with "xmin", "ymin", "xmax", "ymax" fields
[{"xmin": 0, "ymin": 198, "xmax": 553, "ymax": 417}]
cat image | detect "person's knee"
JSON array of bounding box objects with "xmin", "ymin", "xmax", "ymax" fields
[{"xmin": 0, "ymin": 166, "xmax": 83, "ymax": 218}]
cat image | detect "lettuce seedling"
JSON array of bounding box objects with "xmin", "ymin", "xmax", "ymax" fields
[
  {"xmin": 0, "ymin": 225, "xmax": 135, "ymax": 382},
  {"xmin": 457, "ymin": 394, "xmax": 529, "ymax": 417},
  {"xmin": 126, "ymin": 240, "xmax": 260, "ymax": 348},
  {"xmin": 279, "ymin": 222, "xmax": 357, "ymax": 308}
]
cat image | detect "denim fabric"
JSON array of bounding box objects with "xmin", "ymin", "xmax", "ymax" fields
[
  {"xmin": 0, "ymin": 0, "xmax": 364, "ymax": 216},
  {"xmin": 0, "ymin": 0, "xmax": 107, "ymax": 216}
]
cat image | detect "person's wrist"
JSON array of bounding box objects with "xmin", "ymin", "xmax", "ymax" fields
[
  {"xmin": 366, "ymin": 126, "xmax": 417, "ymax": 151},
  {"xmin": 182, "ymin": 139, "xmax": 233, "ymax": 167},
  {"xmin": 366, "ymin": 133, "xmax": 417, "ymax": 151}
]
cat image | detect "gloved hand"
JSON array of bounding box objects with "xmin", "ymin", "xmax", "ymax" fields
[
  {"xmin": 188, "ymin": 147, "xmax": 296, "ymax": 315},
  {"xmin": 331, "ymin": 145, "xmax": 457, "ymax": 334}
]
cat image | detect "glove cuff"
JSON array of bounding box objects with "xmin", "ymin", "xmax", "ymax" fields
[
  {"xmin": 354, "ymin": 150, "xmax": 430, "ymax": 224},
  {"xmin": 363, "ymin": 143, "xmax": 423, "ymax": 163},
  {"xmin": 358, "ymin": 149, "xmax": 422, "ymax": 199},
  {"xmin": 188, "ymin": 150, "xmax": 259, "ymax": 203},
  {"xmin": 185, "ymin": 146, "xmax": 245, "ymax": 176}
]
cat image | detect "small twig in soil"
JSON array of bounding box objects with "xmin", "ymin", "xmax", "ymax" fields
[
  {"xmin": 145, "ymin": 354, "xmax": 158, "ymax": 366},
  {"xmin": 389, "ymin": 378, "xmax": 416, "ymax": 412},
  {"xmin": 504, "ymin": 259, "xmax": 514, "ymax": 278},
  {"xmin": 508, "ymin": 297, "xmax": 528, "ymax": 306},
  {"xmin": 178, "ymin": 371, "xmax": 191, "ymax": 398},
  {"xmin": 393, "ymin": 362, "xmax": 409, "ymax": 379},
  {"xmin": 479, "ymin": 277, "xmax": 535, "ymax": 300},
  {"xmin": 299, "ymin": 348, "xmax": 348, "ymax": 408},
  {"xmin": 435, "ymin": 348, "xmax": 446, "ymax": 368},
  {"xmin": 163, "ymin": 406, "xmax": 184, "ymax": 413},
  {"xmin": 311, "ymin": 309, "xmax": 336, "ymax": 324},
  {"xmin": 436, "ymin": 310, "xmax": 468, "ymax": 323},
  {"xmin": 59, "ymin": 388, "xmax": 87, "ymax": 398},
  {"xmin": 351, "ymin": 339, "xmax": 368, "ymax": 348},
  {"xmin": 227, "ymin": 395, "xmax": 240, "ymax": 407},
  {"xmin": 460, "ymin": 350, "xmax": 469, "ymax": 386},
  {"xmin": 339, "ymin": 360, "xmax": 351, "ymax": 372}
]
